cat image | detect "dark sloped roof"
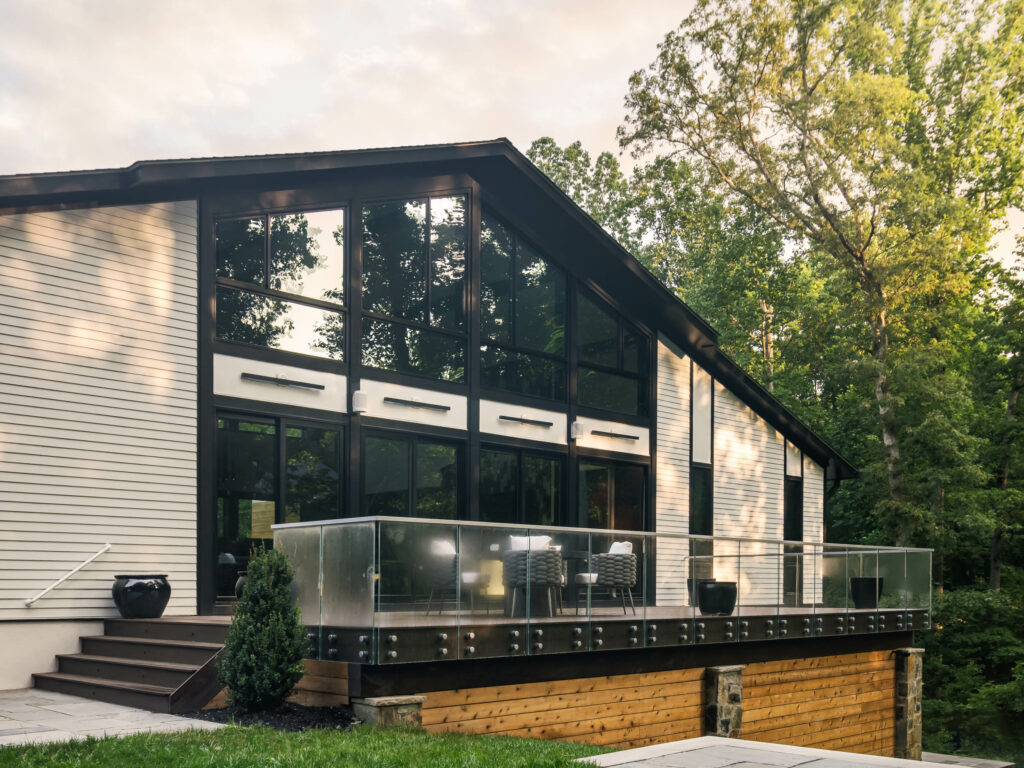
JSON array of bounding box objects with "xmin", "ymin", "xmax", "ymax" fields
[{"xmin": 0, "ymin": 139, "xmax": 857, "ymax": 480}]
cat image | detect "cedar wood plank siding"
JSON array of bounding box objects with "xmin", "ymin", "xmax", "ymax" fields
[
  {"xmin": 421, "ymin": 666, "xmax": 704, "ymax": 750},
  {"xmin": 0, "ymin": 201, "xmax": 198, "ymax": 619},
  {"xmin": 743, "ymin": 650, "xmax": 897, "ymax": 755}
]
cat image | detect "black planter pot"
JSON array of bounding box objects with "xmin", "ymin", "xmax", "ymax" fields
[
  {"xmin": 697, "ymin": 580, "xmax": 737, "ymax": 616},
  {"xmin": 850, "ymin": 577, "xmax": 883, "ymax": 610},
  {"xmin": 112, "ymin": 575, "xmax": 171, "ymax": 619},
  {"xmin": 234, "ymin": 571, "xmax": 247, "ymax": 599}
]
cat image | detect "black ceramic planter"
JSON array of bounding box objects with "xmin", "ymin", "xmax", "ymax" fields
[
  {"xmin": 850, "ymin": 577, "xmax": 883, "ymax": 610},
  {"xmin": 697, "ymin": 580, "xmax": 737, "ymax": 616},
  {"xmin": 112, "ymin": 575, "xmax": 171, "ymax": 619}
]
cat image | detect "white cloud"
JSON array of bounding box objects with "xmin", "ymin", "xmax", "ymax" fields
[{"xmin": 0, "ymin": 0, "xmax": 688, "ymax": 174}]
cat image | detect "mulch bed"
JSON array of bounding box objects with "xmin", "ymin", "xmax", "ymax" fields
[{"xmin": 183, "ymin": 703, "xmax": 358, "ymax": 731}]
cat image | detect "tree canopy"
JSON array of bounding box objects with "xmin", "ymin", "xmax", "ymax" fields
[{"xmin": 528, "ymin": 0, "xmax": 1024, "ymax": 759}]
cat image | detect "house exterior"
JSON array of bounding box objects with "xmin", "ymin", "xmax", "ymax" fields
[{"xmin": 0, "ymin": 141, "xmax": 929, "ymax": 754}]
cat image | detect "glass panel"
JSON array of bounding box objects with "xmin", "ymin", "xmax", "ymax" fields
[
  {"xmin": 215, "ymin": 416, "xmax": 277, "ymax": 597},
  {"xmin": 848, "ymin": 549, "xmax": 879, "ymax": 612},
  {"xmin": 377, "ymin": 519, "xmax": 459, "ymax": 627},
  {"xmin": 821, "ymin": 544, "xmax": 850, "ymax": 617},
  {"xmin": 622, "ymin": 328, "xmax": 647, "ymax": 375},
  {"xmin": 285, "ymin": 425, "xmax": 342, "ymax": 523},
  {"xmin": 738, "ymin": 540, "xmax": 781, "ymax": 624},
  {"xmin": 578, "ymin": 367, "xmax": 643, "ymax": 416},
  {"xmin": 588, "ymin": 530, "xmax": 644, "ymax": 622},
  {"xmin": 429, "ymin": 196, "xmax": 466, "ymax": 330},
  {"xmin": 273, "ymin": 525, "xmax": 322, "ymax": 630},
  {"xmin": 416, "ymin": 441, "xmax": 460, "ymax": 519},
  {"xmin": 480, "ymin": 345, "xmax": 566, "ymax": 401},
  {"xmin": 878, "ymin": 550, "xmax": 906, "ymax": 610},
  {"xmin": 907, "ymin": 550, "xmax": 931, "ymax": 611},
  {"xmin": 522, "ymin": 454, "xmax": 562, "ymax": 527},
  {"xmin": 516, "ymin": 241, "xmax": 565, "ymax": 355},
  {"xmin": 321, "ymin": 522, "xmax": 376, "ymax": 629},
  {"xmin": 215, "ymin": 216, "xmax": 265, "ymax": 285},
  {"xmin": 578, "ymin": 293, "xmax": 618, "ymax": 367},
  {"xmin": 362, "ymin": 318, "xmax": 465, "ymax": 382},
  {"xmin": 480, "ymin": 213, "xmax": 513, "ymax": 344},
  {"xmin": 689, "ymin": 465, "xmax": 713, "ymax": 536},
  {"xmin": 479, "ymin": 449, "xmax": 517, "ymax": 524},
  {"xmin": 270, "ymin": 209, "xmax": 345, "ymax": 303},
  {"xmin": 362, "ymin": 434, "xmax": 410, "ymax": 516},
  {"xmin": 216, "ymin": 286, "xmax": 344, "ymax": 359},
  {"xmin": 362, "ymin": 199, "xmax": 427, "ymax": 321}
]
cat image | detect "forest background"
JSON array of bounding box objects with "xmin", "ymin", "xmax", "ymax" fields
[{"xmin": 526, "ymin": 0, "xmax": 1024, "ymax": 760}]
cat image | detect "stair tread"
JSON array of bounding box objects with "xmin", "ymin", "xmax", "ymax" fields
[
  {"xmin": 35, "ymin": 672, "xmax": 176, "ymax": 695},
  {"xmin": 83, "ymin": 635, "xmax": 224, "ymax": 651},
  {"xmin": 58, "ymin": 653, "xmax": 202, "ymax": 672}
]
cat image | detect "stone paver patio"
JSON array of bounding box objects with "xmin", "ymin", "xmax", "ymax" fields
[
  {"xmin": 0, "ymin": 688, "xmax": 221, "ymax": 747},
  {"xmin": 581, "ymin": 736, "xmax": 961, "ymax": 768}
]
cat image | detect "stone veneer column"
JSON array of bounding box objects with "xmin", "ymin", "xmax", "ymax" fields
[
  {"xmin": 705, "ymin": 664, "xmax": 745, "ymax": 738},
  {"xmin": 895, "ymin": 648, "xmax": 925, "ymax": 760},
  {"xmin": 352, "ymin": 695, "xmax": 427, "ymax": 727}
]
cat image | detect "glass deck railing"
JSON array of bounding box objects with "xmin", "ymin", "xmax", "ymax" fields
[{"xmin": 273, "ymin": 516, "xmax": 931, "ymax": 664}]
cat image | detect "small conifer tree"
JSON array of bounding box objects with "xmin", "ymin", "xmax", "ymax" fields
[{"xmin": 218, "ymin": 546, "xmax": 306, "ymax": 712}]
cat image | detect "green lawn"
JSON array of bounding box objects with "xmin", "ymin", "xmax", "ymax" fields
[{"xmin": 0, "ymin": 725, "xmax": 607, "ymax": 768}]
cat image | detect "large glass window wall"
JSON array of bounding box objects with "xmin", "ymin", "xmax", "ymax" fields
[{"xmin": 480, "ymin": 210, "xmax": 567, "ymax": 401}]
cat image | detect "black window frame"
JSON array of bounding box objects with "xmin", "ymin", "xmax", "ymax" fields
[
  {"xmin": 478, "ymin": 444, "xmax": 567, "ymax": 526},
  {"xmin": 575, "ymin": 286, "xmax": 651, "ymax": 421},
  {"xmin": 479, "ymin": 208, "xmax": 568, "ymax": 404},
  {"xmin": 213, "ymin": 206, "xmax": 349, "ymax": 364},
  {"xmin": 359, "ymin": 193, "xmax": 470, "ymax": 384},
  {"xmin": 360, "ymin": 428, "xmax": 467, "ymax": 520}
]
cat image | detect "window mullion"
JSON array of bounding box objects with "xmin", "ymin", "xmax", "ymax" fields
[
  {"xmin": 263, "ymin": 215, "xmax": 271, "ymax": 290},
  {"xmin": 425, "ymin": 198, "xmax": 432, "ymax": 327}
]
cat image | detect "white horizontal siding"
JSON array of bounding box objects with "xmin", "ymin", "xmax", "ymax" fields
[
  {"xmin": 655, "ymin": 336, "xmax": 691, "ymax": 607},
  {"xmin": 0, "ymin": 200, "xmax": 198, "ymax": 620},
  {"xmin": 713, "ymin": 382, "xmax": 785, "ymax": 605},
  {"xmin": 803, "ymin": 455, "xmax": 825, "ymax": 603}
]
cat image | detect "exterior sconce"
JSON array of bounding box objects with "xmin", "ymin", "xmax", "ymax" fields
[
  {"xmin": 351, "ymin": 390, "xmax": 368, "ymax": 414},
  {"xmin": 569, "ymin": 420, "xmax": 583, "ymax": 440}
]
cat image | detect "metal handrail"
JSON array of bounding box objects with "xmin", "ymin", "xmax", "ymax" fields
[
  {"xmin": 273, "ymin": 515, "xmax": 932, "ymax": 553},
  {"xmin": 24, "ymin": 543, "xmax": 112, "ymax": 606}
]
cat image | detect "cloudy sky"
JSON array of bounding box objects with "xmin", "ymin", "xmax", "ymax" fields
[{"xmin": 0, "ymin": 0, "xmax": 1018, "ymax": 264}]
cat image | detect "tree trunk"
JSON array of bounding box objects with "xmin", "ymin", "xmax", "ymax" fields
[
  {"xmin": 989, "ymin": 528, "xmax": 1002, "ymax": 591},
  {"xmin": 871, "ymin": 306, "xmax": 904, "ymax": 505},
  {"xmin": 990, "ymin": 368, "xmax": 1021, "ymax": 590},
  {"xmin": 760, "ymin": 298, "xmax": 775, "ymax": 392}
]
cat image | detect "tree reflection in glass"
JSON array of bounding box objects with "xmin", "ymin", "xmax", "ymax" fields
[
  {"xmin": 361, "ymin": 196, "xmax": 467, "ymax": 380},
  {"xmin": 215, "ymin": 208, "xmax": 346, "ymax": 359},
  {"xmin": 285, "ymin": 425, "xmax": 342, "ymax": 523}
]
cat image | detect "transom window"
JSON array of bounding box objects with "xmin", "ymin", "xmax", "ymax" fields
[
  {"xmin": 577, "ymin": 291, "xmax": 649, "ymax": 417},
  {"xmin": 215, "ymin": 209, "xmax": 346, "ymax": 360},
  {"xmin": 480, "ymin": 210, "xmax": 567, "ymax": 401},
  {"xmin": 361, "ymin": 196, "xmax": 467, "ymax": 382}
]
